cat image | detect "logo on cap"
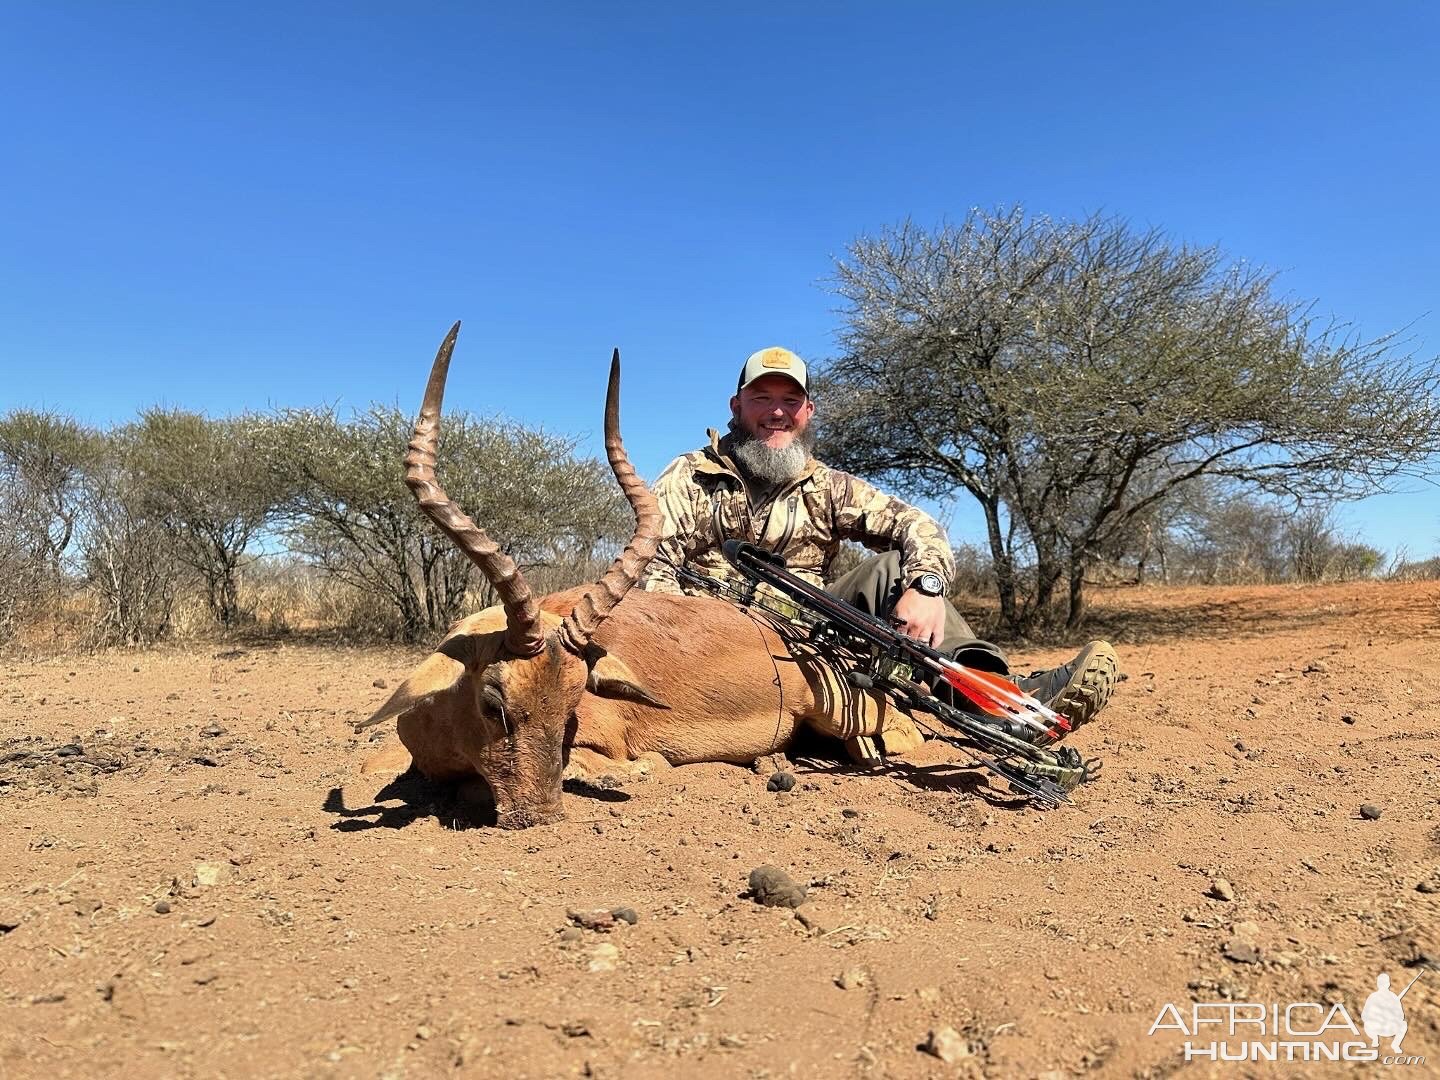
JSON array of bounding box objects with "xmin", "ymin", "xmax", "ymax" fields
[{"xmin": 739, "ymin": 346, "xmax": 807, "ymax": 392}]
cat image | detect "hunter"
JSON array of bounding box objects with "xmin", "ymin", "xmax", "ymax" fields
[{"xmin": 639, "ymin": 345, "xmax": 1118, "ymax": 737}]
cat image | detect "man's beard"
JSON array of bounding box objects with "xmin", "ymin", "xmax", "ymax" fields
[{"xmin": 728, "ymin": 418, "xmax": 816, "ymax": 485}]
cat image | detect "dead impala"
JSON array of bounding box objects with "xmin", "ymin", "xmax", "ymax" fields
[{"xmin": 357, "ymin": 325, "xmax": 918, "ymax": 827}]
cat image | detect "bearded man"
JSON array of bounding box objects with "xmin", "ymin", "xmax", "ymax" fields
[{"xmin": 639, "ymin": 346, "xmax": 1116, "ymax": 740}]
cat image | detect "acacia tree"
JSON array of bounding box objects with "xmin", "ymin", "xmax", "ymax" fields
[
  {"xmin": 122, "ymin": 408, "xmax": 279, "ymax": 627},
  {"xmin": 819, "ymin": 208, "xmax": 1440, "ymax": 631},
  {"xmin": 0, "ymin": 410, "xmax": 100, "ymax": 641},
  {"xmin": 0, "ymin": 409, "xmax": 98, "ymax": 574},
  {"xmin": 263, "ymin": 404, "xmax": 630, "ymax": 640},
  {"xmin": 76, "ymin": 439, "xmax": 185, "ymax": 646}
]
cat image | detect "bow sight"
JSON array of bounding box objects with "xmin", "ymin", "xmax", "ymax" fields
[{"xmin": 679, "ymin": 541, "xmax": 1101, "ymax": 809}]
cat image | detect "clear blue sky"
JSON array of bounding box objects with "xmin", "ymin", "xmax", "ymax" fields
[{"xmin": 4, "ymin": 3, "xmax": 1437, "ymax": 557}]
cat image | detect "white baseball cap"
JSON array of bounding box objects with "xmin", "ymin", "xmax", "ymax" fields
[{"xmin": 737, "ymin": 346, "xmax": 808, "ymax": 394}]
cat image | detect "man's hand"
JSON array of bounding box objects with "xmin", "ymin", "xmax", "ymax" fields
[{"xmin": 891, "ymin": 588, "xmax": 946, "ymax": 649}]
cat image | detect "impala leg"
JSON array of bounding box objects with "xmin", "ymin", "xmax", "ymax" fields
[{"xmin": 564, "ymin": 747, "xmax": 671, "ymax": 782}]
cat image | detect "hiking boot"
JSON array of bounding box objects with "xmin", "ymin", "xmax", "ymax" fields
[{"xmin": 1011, "ymin": 640, "xmax": 1118, "ymax": 730}]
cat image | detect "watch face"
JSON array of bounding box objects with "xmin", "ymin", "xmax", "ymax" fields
[{"xmin": 917, "ymin": 573, "xmax": 944, "ymax": 596}]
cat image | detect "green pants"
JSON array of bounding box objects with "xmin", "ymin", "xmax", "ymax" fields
[{"xmin": 825, "ymin": 551, "xmax": 1010, "ymax": 674}]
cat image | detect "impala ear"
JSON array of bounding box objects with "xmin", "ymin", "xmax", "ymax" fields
[
  {"xmin": 354, "ymin": 635, "xmax": 473, "ymax": 731},
  {"xmin": 586, "ymin": 651, "xmax": 671, "ymax": 710}
]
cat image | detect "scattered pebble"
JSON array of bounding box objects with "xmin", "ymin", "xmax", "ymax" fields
[
  {"xmin": 372, "ymin": 678, "xmax": 388, "ymax": 689},
  {"xmin": 153, "ymin": 901, "xmax": 172, "ymax": 915},
  {"xmin": 767, "ymin": 771, "xmax": 796, "ymax": 792},
  {"xmin": 747, "ymin": 865, "xmax": 807, "ymax": 908},
  {"xmin": 1223, "ymin": 937, "xmax": 1261, "ymax": 964},
  {"xmin": 587, "ymin": 942, "xmax": 619, "ymax": 972},
  {"xmin": 841, "ymin": 808, "xmax": 860, "ymax": 819},
  {"xmin": 794, "ymin": 907, "xmax": 825, "ymax": 934},
  {"xmin": 1359, "ymin": 804, "xmax": 1382, "ymax": 820},
  {"xmin": 193, "ymin": 863, "xmax": 230, "ymax": 888},
  {"xmin": 567, "ymin": 908, "xmax": 617, "ymax": 932},
  {"xmin": 558, "ymin": 927, "xmax": 584, "ymax": 943},
  {"xmin": 1417, "ymin": 880, "xmax": 1439, "ymax": 895},
  {"xmin": 835, "ymin": 968, "xmax": 868, "ymax": 990},
  {"xmin": 1341, "ymin": 714, "xmax": 1356, "ymax": 725},
  {"xmin": 611, "ymin": 906, "xmax": 639, "ymax": 926},
  {"xmin": 199, "ymin": 723, "xmax": 226, "ymax": 738},
  {"xmin": 922, "ymin": 1027, "xmax": 973, "ymax": 1063},
  {"xmin": 1304, "ymin": 659, "xmax": 1329, "ymax": 674},
  {"xmin": 1207, "ymin": 878, "xmax": 1236, "ymax": 902}
]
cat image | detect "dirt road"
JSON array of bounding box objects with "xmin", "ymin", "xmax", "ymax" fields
[{"xmin": 2, "ymin": 581, "xmax": 1437, "ymax": 1078}]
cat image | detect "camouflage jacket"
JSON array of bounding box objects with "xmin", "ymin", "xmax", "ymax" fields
[{"xmin": 639, "ymin": 429, "xmax": 955, "ymax": 596}]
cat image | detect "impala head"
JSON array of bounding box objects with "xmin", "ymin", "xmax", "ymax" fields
[{"xmin": 361, "ymin": 323, "xmax": 663, "ymax": 827}]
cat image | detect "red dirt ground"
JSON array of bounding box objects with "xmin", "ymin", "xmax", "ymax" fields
[{"xmin": 2, "ymin": 580, "xmax": 1437, "ymax": 1079}]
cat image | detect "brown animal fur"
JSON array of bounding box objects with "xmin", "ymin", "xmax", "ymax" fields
[{"xmin": 359, "ymin": 587, "xmax": 918, "ymax": 826}]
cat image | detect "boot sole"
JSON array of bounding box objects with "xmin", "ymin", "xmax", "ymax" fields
[{"xmin": 1048, "ymin": 640, "xmax": 1118, "ymax": 729}]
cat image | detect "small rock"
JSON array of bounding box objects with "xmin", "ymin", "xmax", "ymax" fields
[
  {"xmin": 752, "ymin": 753, "xmax": 791, "ymax": 775},
  {"xmin": 841, "ymin": 808, "xmax": 860, "ymax": 819},
  {"xmin": 1341, "ymin": 714, "xmax": 1356, "ymax": 725},
  {"xmin": 1223, "ymin": 937, "xmax": 1261, "ymax": 964},
  {"xmin": 767, "ymin": 771, "xmax": 796, "ymax": 792},
  {"xmin": 922, "ymin": 1026, "xmax": 973, "ymax": 1063},
  {"xmin": 558, "ymin": 927, "xmax": 584, "ymax": 943},
  {"xmin": 568, "ymin": 908, "xmax": 617, "ymax": 932},
  {"xmin": 587, "ymin": 942, "xmax": 619, "ymax": 972},
  {"xmin": 1207, "ymin": 878, "xmax": 1236, "ymax": 902},
  {"xmin": 372, "ymin": 678, "xmax": 388, "ymax": 689},
  {"xmin": 1359, "ymin": 804, "xmax": 1382, "ymax": 820},
  {"xmin": 199, "ymin": 723, "xmax": 226, "ymax": 738},
  {"xmin": 916, "ymin": 986, "xmax": 942, "ymax": 1004},
  {"xmin": 1231, "ymin": 920, "xmax": 1261, "ymax": 941},
  {"xmin": 836, "ymin": 967, "xmax": 868, "ymax": 990},
  {"xmin": 611, "ymin": 906, "xmax": 639, "ymax": 925},
  {"xmin": 561, "ymin": 1020, "xmax": 590, "ymax": 1038},
  {"xmin": 415, "ymin": 1025, "xmax": 433, "ymax": 1041},
  {"xmin": 153, "ymin": 901, "xmax": 172, "ymax": 915},
  {"xmin": 1304, "ymin": 659, "xmax": 1329, "ymax": 674},
  {"xmin": 71, "ymin": 897, "xmax": 102, "ymax": 916},
  {"xmin": 1416, "ymin": 879, "xmax": 1439, "ymax": 895},
  {"xmin": 55, "ymin": 744, "xmax": 83, "ymax": 758},
  {"xmin": 747, "ymin": 865, "xmax": 806, "ymax": 908},
  {"xmin": 192, "ymin": 863, "xmax": 230, "ymax": 888},
  {"xmin": 794, "ymin": 907, "xmax": 826, "ymax": 934}
]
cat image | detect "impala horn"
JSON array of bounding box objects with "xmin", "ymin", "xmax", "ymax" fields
[
  {"xmin": 558, "ymin": 348, "xmax": 662, "ymax": 654},
  {"xmin": 404, "ymin": 322, "xmax": 545, "ymax": 656}
]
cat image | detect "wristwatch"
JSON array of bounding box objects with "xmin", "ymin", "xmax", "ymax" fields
[{"xmin": 910, "ymin": 572, "xmax": 945, "ymax": 597}]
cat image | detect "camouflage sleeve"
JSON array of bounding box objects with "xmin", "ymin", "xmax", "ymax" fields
[
  {"xmin": 638, "ymin": 455, "xmax": 706, "ymax": 594},
  {"xmin": 830, "ymin": 470, "xmax": 955, "ymax": 585}
]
